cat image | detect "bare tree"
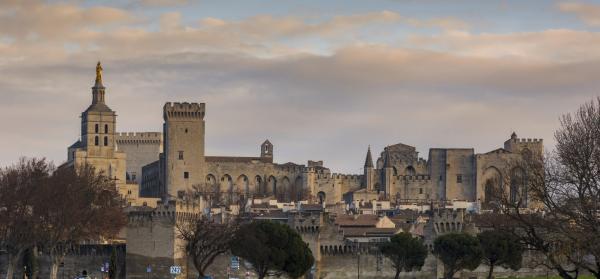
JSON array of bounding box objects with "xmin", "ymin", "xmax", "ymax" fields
[
  {"xmin": 36, "ymin": 164, "xmax": 126, "ymax": 279},
  {"xmin": 485, "ymin": 97, "xmax": 600, "ymax": 279},
  {"xmin": 177, "ymin": 214, "xmax": 239, "ymax": 277},
  {"xmin": 0, "ymin": 158, "xmax": 50, "ymax": 279}
]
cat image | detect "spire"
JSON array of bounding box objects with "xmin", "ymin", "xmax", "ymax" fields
[
  {"xmin": 511, "ymin": 131, "xmax": 517, "ymax": 139},
  {"xmin": 383, "ymin": 147, "xmax": 392, "ymax": 168},
  {"xmin": 86, "ymin": 61, "xmax": 112, "ymax": 112},
  {"xmin": 364, "ymin": 146, "xmax": 374, "ymax": 168}
]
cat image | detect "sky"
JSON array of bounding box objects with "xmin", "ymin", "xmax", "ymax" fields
[{"xmin": 1, "ymin": 0, "xmax": 600, "ymax": 174}]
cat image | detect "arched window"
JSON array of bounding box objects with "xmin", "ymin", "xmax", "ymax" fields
[
  {"xmin": 103, "ymin": 136, "xmax": 108, "ymax": 146},
  {"xmin": 94, "ymin": 136, "xmax": 99, "ymax": 146},
  {"xmin": 94, "ymin": 124, "xmax": 99, "ymax": 133},
  {"xmin": 104, "ymin": 124, "xmax": 108, "ymax": 134}
]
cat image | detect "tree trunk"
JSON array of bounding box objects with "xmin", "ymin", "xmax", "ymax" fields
[
  {"xmin": 49, "ymin": 263, "xmax": 59, "ymax": 279},
  {"xmin": 394, "ymin": 268, "xmax": 401, "ymax": 279},
  {"xmin": 444, "ymin": 267, "xmax": 456, "ymax": 279},
  {"xmin": 487, "ymin": 264, "xmax": 494, "ymax": 279},
  {"xmin": 31, "ymin": 246, "xmax": 40, "ymax": 279},
  {"xmin": 6, "ymin": 249, "xmax": 24, "ymax": 279},
  {"xmin": 49, "ymin": 254, "xmax": 65, "ymax": 279}
]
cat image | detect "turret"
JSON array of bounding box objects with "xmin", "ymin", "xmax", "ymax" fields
[
  {"xmin": 382, "ymin": 147, "xmax": 394, "ymax": 198},
  {"xmin": 363, "ymin": 146, "xmax": 374, "ymax": 190}
]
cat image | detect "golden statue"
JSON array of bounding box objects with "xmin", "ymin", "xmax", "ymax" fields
[{"xmin": 95, "ymin": 61, "xmax": 103, "ymax": 84}]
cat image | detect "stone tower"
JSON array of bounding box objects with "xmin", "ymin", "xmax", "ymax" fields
[
  {"xmin": 81, "ymin": 62, "xmax": 117, "ymax": 159},
  {"xmin": 503, "ymin": 132, "xmax": 543, "ymax": 156},
  {"xmin": 382, "ymin": 147, "xmax": 393, "ymax": 198},
  {"xmin": 261, "ymin": 140, "xmax": 273, "ymax": 163},
  {"xmin": 162, "ymin": 102, "xmax": 206, "ymax": 199},
  {"xmin": 363, "ymin": 146, "xmax": 375, "ymax": 191},
  {"xmin": 66, "ymin": 62, "xmax": 126, "ymax": 193}
]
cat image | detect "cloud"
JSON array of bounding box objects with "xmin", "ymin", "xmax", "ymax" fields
[
  {"xmin": 407, "ymin": 29, "xmax": 600, "ymax": 63},
  {"xmin": 0, "ymin": 1, "xmax": 135, "ymax": 41},
  {"xmin": 1, "ymin": 44, "xmax": 597, "ymax": 172},
  {"xmin": 558, "ymin": 2, "xmax": 600, "ymax": 26},
  {"xmin": 139, "ymin": 0, "xmax": 189, "ymax": 6},
  {"xmin": 0, "ymin": 1, "xmax": 596, "ymax": 172}
]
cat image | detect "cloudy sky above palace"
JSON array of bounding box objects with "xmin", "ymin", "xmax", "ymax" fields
[{"xmin": 1, "ymin": 0, "xmax": 599, "ymax": 173}]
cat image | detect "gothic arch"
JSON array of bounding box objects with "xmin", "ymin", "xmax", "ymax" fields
[
  {"xmin": 206, "ymin": 174, "xmax": 217, "ymax": 185},
  {"xmin": 268, "ymin": 175, "xmax": 277, "ymax": 196},
  {"xmin": 482, "ymin": 166, "xmax": 502, "ymax": 209},
  {"xmin": 236, "ymin": 174, "xmax": 249, "ymax": 194},
  {"xmin": 254, "ymin": 175, "xmax": 263, "ymax": 196},
  {"xmin": 405, "ymin": 166, "xmax": 416, "ymax": 176},
  {"xmin": 281, "ymin": 177, "xmax": 291, "ymax": 202},
  {"xmin": 510, "ymin": 167, "xmax": 527, "ymax": 207},
  {"xmin": 294, "ymin": 176, "xmax": 304, "ymax": 201},
  {"xmin": 317, "ymin": 191, "xmax": 326, "ymax": 204},
  {"xmin": 221, "ymin": 174, "xmax": 233, "ymax": 193}
]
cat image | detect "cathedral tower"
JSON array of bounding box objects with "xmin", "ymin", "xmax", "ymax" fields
[
  {"xmin": 81, "ymin": 62, "xmax": 117, "ymax": 158},
  {"xmin": 66, "ymin": 62, "xmax": 126, "ymax": 191}
]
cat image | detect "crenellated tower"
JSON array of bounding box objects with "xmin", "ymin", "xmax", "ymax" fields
[
  {"xmin": 162, "ymin": 102, "xmax": 206, "ymax": 199},
  {"xmin": 503, "ymin": 132, "xmax": 543, "ymax": 156}
]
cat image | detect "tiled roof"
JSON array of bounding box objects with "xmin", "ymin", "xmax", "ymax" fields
[
  {"xmin": 342, "ymin": 227, "xmax": 399, "ymax": 237},
  {"xmin": 300, "ymin": 204, "xmax": 323, "ymax": 211},
  {"xmin": 205, "ymin": 156, "xmax": 271, "ymax": 163},
  {"xmin": 335, "ymin": 214, "xmax": 380, "ymax": 227}
]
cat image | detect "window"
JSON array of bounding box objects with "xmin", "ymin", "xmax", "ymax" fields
[
  {"xmin": 185, "ymin": 128, "xmax": 188, "ymax": 133},
  {"xmin": 419, "ymin": 188, "xmax": 423, "ymax": 194},
  {"xmin": 184, "ymin": 172, "xmax": 189, "ymax": 179},
  {"xmin": 95, "ymin": 124, "xmax": 99, "ymax": 133},
  {"xmin": 104, "ymin": 124, "xmax": 108, "ymax": 134},
  {"xmin": 132, "ymin": 173, "xmax": 137, "ymax": 181},
  {"xmin": 439, "ymin": 175, "xmax": 442, "ymax": 181},
  {"xmin": 104, "ymin": 136, "xmax": 108, "ymax": 146},
  {"xmin": 94, "ymin": 136, "xmax": 99, "ymax": 146},
  {"xmin": 178, "ymin": 151, "xmax": 184, "ymax": 160},
  {"xmin": 457, "ymin": 174, "xmax": 463, "ymax": 183}
]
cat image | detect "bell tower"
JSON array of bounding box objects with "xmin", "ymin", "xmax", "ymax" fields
[
  {"xmin": 81, "ymin": 61, "xmax": 117, "ymax": 158},
  {"xmin": 261, "ymin": 140, "xmax": 273, "ymax": 162}
]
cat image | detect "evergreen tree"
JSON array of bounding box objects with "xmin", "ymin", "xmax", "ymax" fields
[
  {"xmin": 231, "ymin": 220, "xmax": 314, "ymax": 279},
  {"xmin": 434, "ymin": 233, "xmax": 483, "ymax": 279},
  {"xmin": 478, "ymin": 230, "xmax": 523, "ymax": 279},
  {"xmin": 380, "ymin": 232, "xmax": 428, "ymax": 279}
]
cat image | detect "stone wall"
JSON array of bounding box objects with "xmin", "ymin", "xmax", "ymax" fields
[
  {"xmin": 0, "ymin": 245, "xmax": 126, "ymax": 279},
  {"xmin": 116, "ymin": 132, "xmax": 162, "ymax": 185}
]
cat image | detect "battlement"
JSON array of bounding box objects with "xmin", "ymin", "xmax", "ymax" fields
[
  {"xmin": 400, "ymin": 175, "xmax": 431, "ymax": 181},
  {"xmin": 515, "ymin": 138, "xmax": 543, "ymax": 143},
  {"xmin": 315, "ymin": 173, "xmax": 363, "ymax": 181},
  {"xmin": 163, "ymin": 102, "xmax": 205, "ymax": 120},
  {"xmin": 116, "ymin": 132, "xmax": 162, "ymax": 144}
]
